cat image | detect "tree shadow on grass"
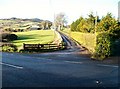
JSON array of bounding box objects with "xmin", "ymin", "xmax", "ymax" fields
[
  {"xmin": 17, "ymin": 35, "xmax": 52, "ymax": 40},
  {"xmin": 18, "ymin": 36, "xmax": 34, "ymax": 40}
]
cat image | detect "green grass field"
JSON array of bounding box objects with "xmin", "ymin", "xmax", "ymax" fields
[{"xmin": 12, "ymin": 30, "xmax": 55, "ymax": 50}]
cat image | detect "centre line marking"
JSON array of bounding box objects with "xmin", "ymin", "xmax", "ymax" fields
[
  {"xmin": 97, "ymin": 64, "xmax": 118, "ymax": 68},
  {"xmin": 65, "ymin": 61, "xmax": 83, "ymax": 64},
  {"xmin": 0, "ymin": 62, "xmax": 23, "ymax": 69}
]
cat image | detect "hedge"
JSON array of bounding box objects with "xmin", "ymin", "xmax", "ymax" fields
[
  {"xmin": 62, "ymin": 30, "xmax": 118, "ymax": 60},
  {"xmin": 93, "ymin": 32, "xmax": 111, "ymax": 60},
  {"xmin": 92, "ymin": 32, "xmax": 120, "ymax": 60}
]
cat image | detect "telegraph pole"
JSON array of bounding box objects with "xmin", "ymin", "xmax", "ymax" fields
[
  {"xmin": 95, "ymin": 11, "xmax": 97, "ymax": 35},
  {"xmin": 95, "ymin": 11, "xmax": 98, "ymax": 46}
]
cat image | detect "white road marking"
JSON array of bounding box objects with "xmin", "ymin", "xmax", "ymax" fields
[
  {"xmin": 64, "ymin": 61, "xmax": 118, "ymax": 68},
  {"xmin": 64, "ymin": 61, "xmax": 83, "ymax": 64},
  {"xmin": 97, "ymin": 64, "xmax": 118, "ymax": 68},
  {"xmin": 0, "ymin": 62, "xmax": 23, "ymax": 69}
]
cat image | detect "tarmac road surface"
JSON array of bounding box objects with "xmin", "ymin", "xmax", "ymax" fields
[{"xmin": 1, "ymin": 32, "xmax": 119, "ymax": 88}]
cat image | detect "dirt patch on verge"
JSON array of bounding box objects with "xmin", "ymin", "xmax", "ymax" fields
[{"xmin": 79, "ymin": 47, "xmax": 119, "ymax": 64}]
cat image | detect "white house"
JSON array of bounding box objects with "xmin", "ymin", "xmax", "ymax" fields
[{"xmin": 30, "ymin": 25, "xmax": 41, "ymax": 30}]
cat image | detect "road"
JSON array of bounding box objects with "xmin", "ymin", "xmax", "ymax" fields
[{"xmin": 1, "ymin": 32, "xmax": 119, "ymax": 88}]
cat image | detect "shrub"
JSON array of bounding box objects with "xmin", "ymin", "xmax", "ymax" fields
[
  {"xmin": 93, "ymin": 32, "xmax": 112, "ymax": 60},
  {"xmin": 8, "ymin": 34, "xmax": 18, "ymax": 41},
  {"xmin": 2, "ymin": 44, "xmax": 18, "ymax": 52},
  {"xmin": 1, "ymin": 33, "xmax": 18, "ymax": 42}
]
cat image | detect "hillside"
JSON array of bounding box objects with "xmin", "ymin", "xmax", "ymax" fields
[{"xmin": 0, "ymin": 17, "xmax": 52, "ymax": 32}]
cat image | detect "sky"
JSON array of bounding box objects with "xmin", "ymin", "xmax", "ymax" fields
[{"xmin": 0, "ymin": 0, "xmax": 119, "ymax": 24}]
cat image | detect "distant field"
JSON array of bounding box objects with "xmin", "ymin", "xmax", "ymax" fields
[{"xmin": 12, "ymin": 30, "xmax": 55, "ymax": 50}]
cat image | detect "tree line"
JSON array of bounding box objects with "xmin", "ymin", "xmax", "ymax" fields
[
  {"xmin": 71, "ymin": 13, "xmax": 120, "ymax": 36},
  {"xmin": 70, "ymin": 13, "xmax": 120, "ymax": 59}
]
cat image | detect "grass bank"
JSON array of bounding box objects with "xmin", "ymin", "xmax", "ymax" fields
[
  {"xmin": 61, "ymin": 29, "xmax": 96, "ymax": 53},
  {"xmin": 71, "ymin": 32, "xmax": 96, "ymax": 53}
]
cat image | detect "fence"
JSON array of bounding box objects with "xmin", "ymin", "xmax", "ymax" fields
[{"xmin": 23, "ymin": 43, "xmax": 66, "ymax": 51}]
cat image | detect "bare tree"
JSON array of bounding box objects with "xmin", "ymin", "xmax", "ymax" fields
[
  {"xmin": 40, "ymin": 20, "xmax": 52, "ymax": 30},
  {"xmin": 41, "ymin": 21, "xmax": 47, "ymax": 30},
  {"xmin": 54, "ymin": 12, "xmax": 67, "ymax": 30}
]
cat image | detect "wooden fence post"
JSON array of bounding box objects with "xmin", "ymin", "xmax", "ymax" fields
[{"xmin": 23, "ymin": 43, "xmax": 25, "ymax": 50}]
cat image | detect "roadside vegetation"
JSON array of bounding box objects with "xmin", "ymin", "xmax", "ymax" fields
[
  {"xmin": 1, "ymin": 12, "xmax": 120, "ymax": 60},
  {"xmin": 62, "ymin": 12, "xmax": 120, "ymax": 60},
  {"xmin": 1, "ymin": 30, "xmax": 55, "ymax": 52}
]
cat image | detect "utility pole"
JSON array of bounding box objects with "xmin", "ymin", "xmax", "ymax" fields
[
  {"xmin": 95, "ymin": 11, "xmax": 97, "ymax": 35},
  {"xmin": 95, "ymin": 11, "xmax": 98, "ymax": 47}
]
